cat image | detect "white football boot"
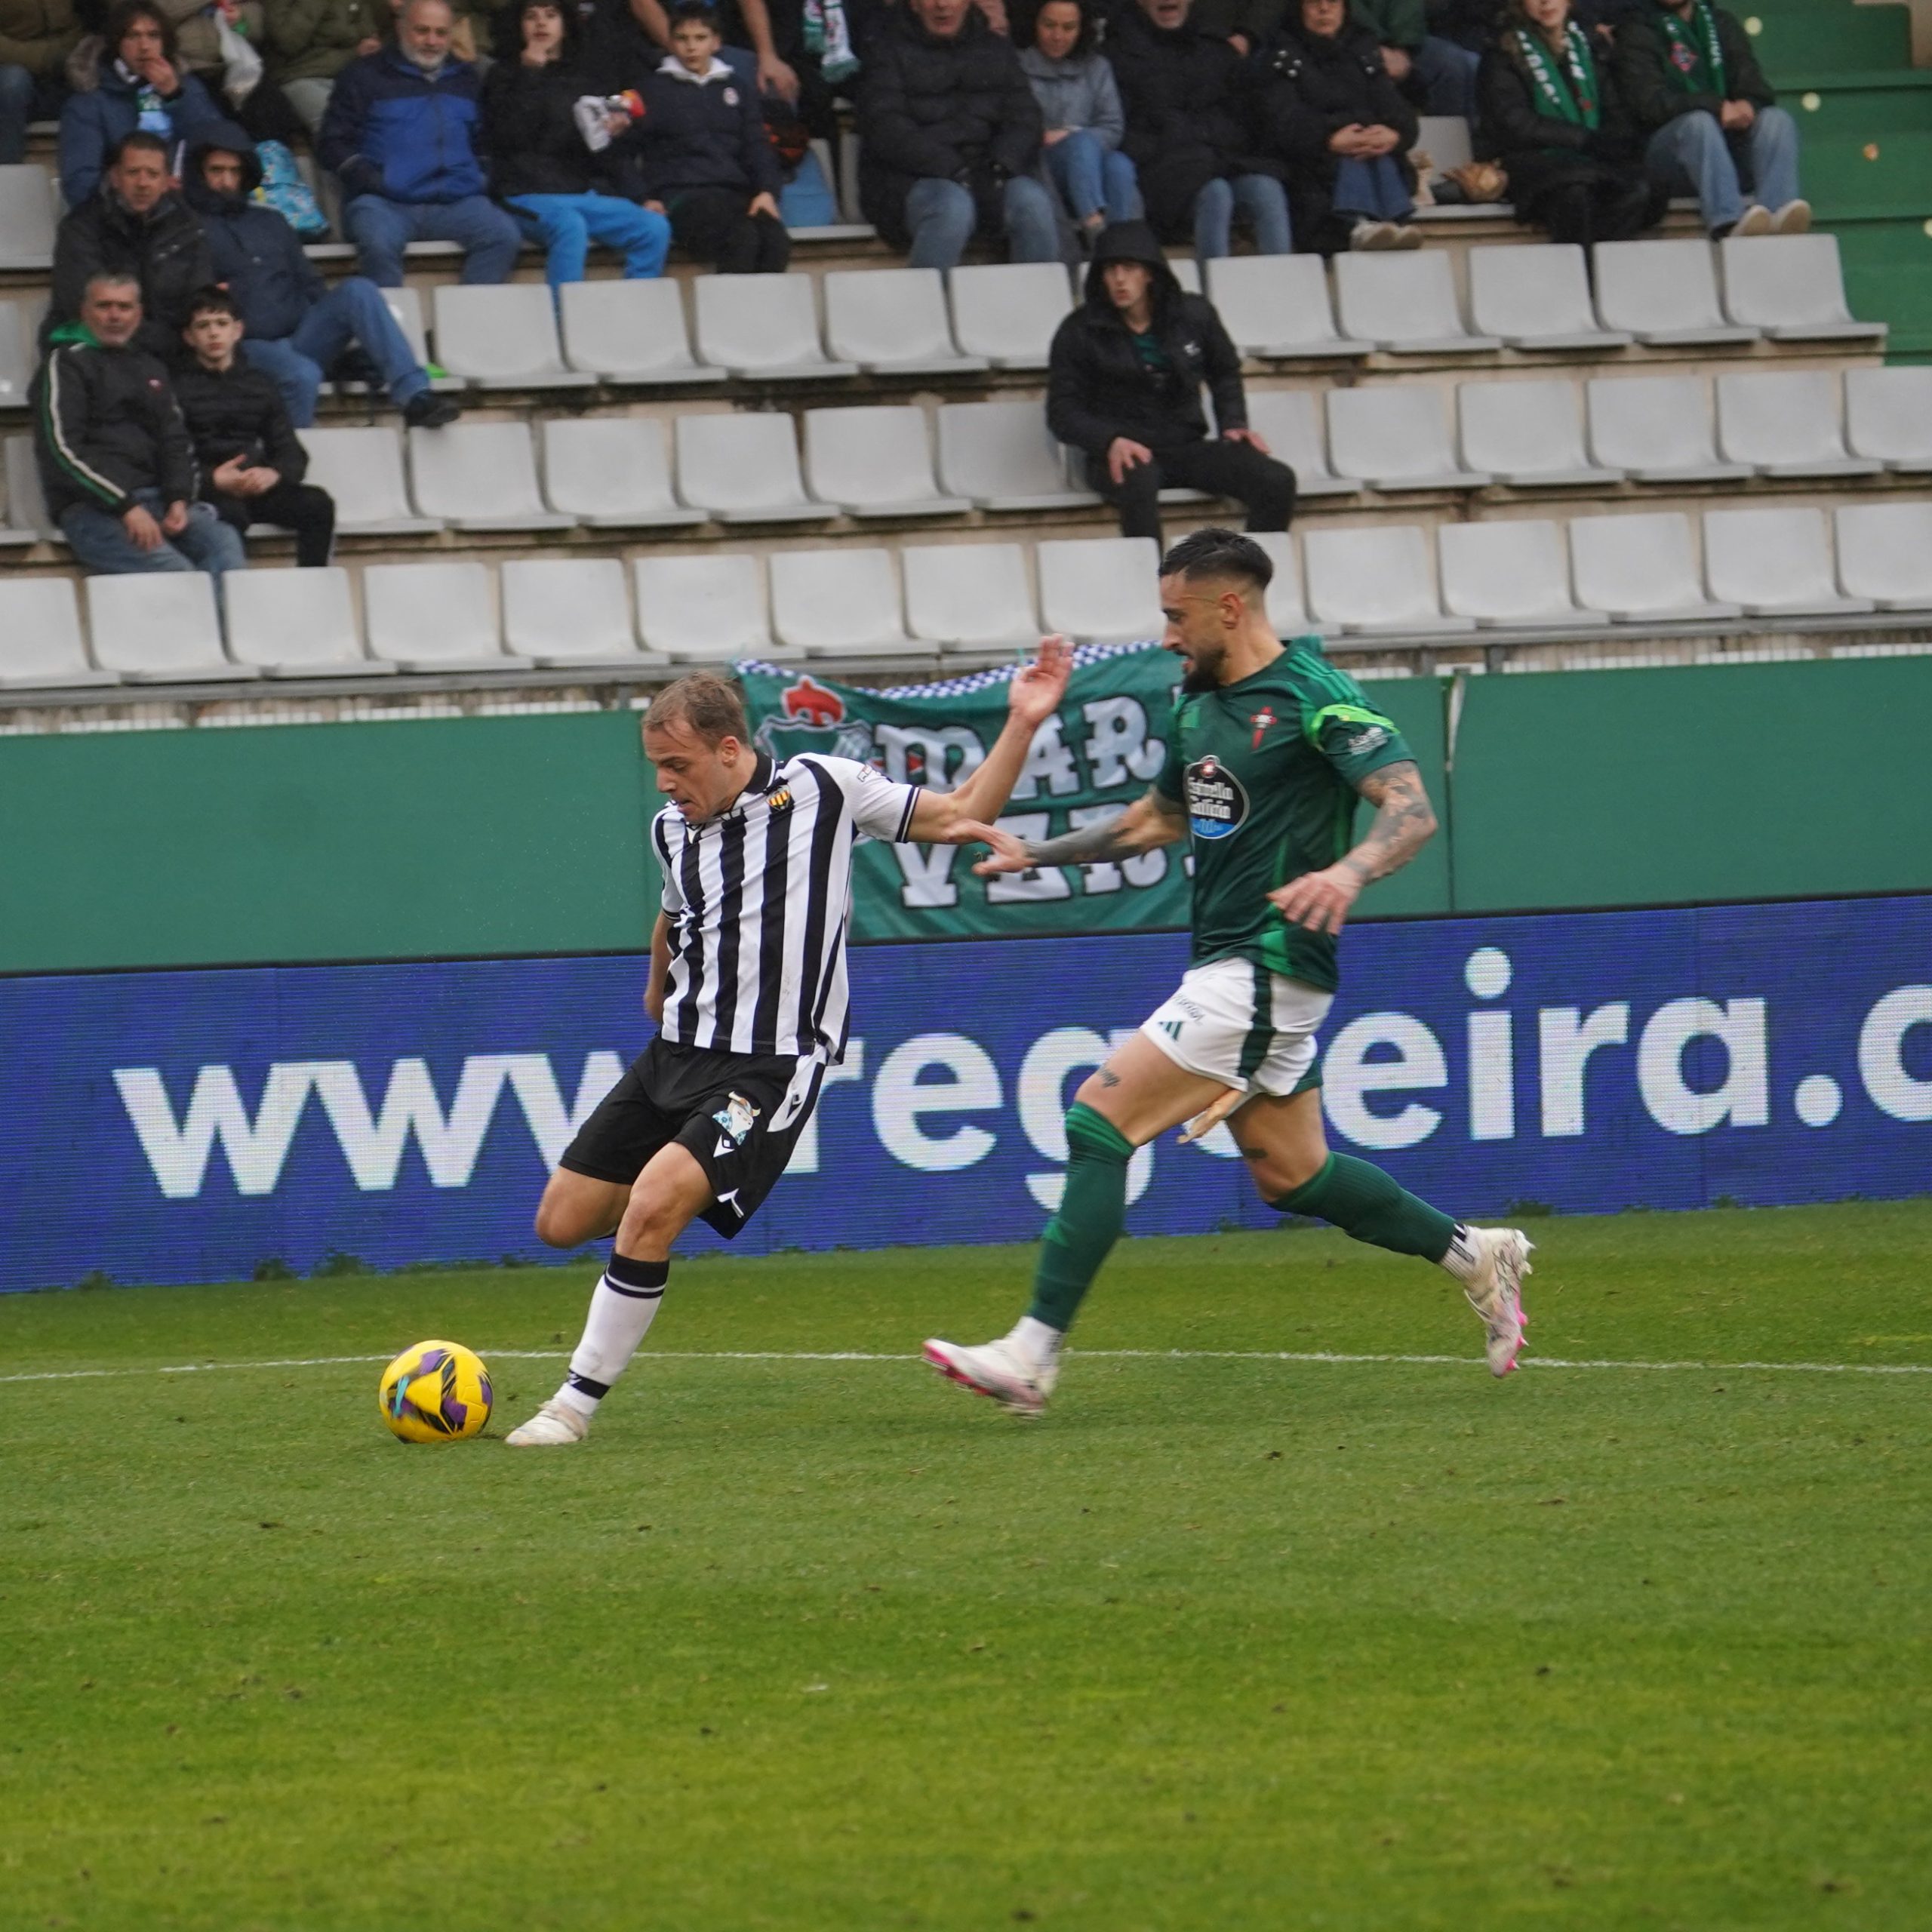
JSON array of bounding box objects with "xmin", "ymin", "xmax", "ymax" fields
[
  {"xmin": 1462, "ymin": 1228, "xmax": 1534, "ymax": 1377},
  {"xmin": 504, "ymin": 1398, "xmax": 591, "ymax": 1447},
  {"xmin": 923, "ymin": 1334, "xmax": 1058, "ymax": 1417}
]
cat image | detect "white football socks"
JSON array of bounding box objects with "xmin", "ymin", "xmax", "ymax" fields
[
  {"xmin": 556, "ymin": 1256, "xmax": 669, "ymax": 1418},
  {"xmin": 1011, "ymin": 1315, "xmax": 1064, "ymax": 1368}
]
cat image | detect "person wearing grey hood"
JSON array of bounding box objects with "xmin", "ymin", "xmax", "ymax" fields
[
  {"xmin": 1017, "ymin": 0, "xmax": 1140, "ymax": 245},
  {"xmin": 1046, "ymin": 219, "xmax": 1294, "ymax": 544}
]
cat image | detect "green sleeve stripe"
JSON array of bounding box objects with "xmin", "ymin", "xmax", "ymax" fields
[{"xmin": 1302, "ymin": 700, "xmax": 1399, "ymax": 745}]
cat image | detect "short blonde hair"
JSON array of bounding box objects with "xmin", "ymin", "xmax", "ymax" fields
[{"xmin": 646, "ymin": 673, "xmax": 749, "ymax": 747}]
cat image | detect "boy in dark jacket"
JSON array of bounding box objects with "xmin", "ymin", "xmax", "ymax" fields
[
  {"xmin": 174, "ymin": 285, "xmax": 336, "ymax": 567},
  {"xmin": 1613, "ymin": 0, "xmax": 1805, "ymax": 237},
  {"xmin": 1046, "ymin": 220, "xmax": 1294, "ymax": 544}
]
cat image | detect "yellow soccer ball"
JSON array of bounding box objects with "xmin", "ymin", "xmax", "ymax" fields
[{"xmin": 378, "ymin": 1340, "xmax": 494, "ymax": 1443}]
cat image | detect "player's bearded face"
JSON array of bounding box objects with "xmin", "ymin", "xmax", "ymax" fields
[{"xmin": 1160, "ymin": 580, "xmax": 1231, "ymax": 692}]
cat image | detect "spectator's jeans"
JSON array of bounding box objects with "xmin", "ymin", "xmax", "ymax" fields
[
  {"xmin": 1193, "ymin": 174, "xmax": 1293, "ymax": 260},
  {"xmin": 1084, "ymin": 436, "xmax": 1297, "ymax": 546},
  {"xmin": 242, "ymin": 277, "xmax": 429, "ymax": 428},
  {"xmin": 1645, "ymin": 106, "xmax": 1801, "ymax": 233},
  {"xmin": 60, "ymin": 490, "xmax": 247, "ymax": 579},
  {"xmin": 342, "ymin": 192, "xmax": 523, "ymax": 287},
  {"xmin": 1044, "ymin": 130, "xmax": 1143, "ymax": 226},
  {"xmin": 1415, "ymin": 35, "xmax": 1479, "ymax": 122},
  {"xmin": 508, "ymin": 191, "xmax": 672, "ymax": 287},
  {"xmin": 1333, "ymin": 155, "xmax": 1414, "ymax": 223},
  {"xmin": 903, "ymin": 174, "xmax": 1061, "ymax": 271},
  {"xmin": 0, "ymin": 63, "xmax": 64, "ymax": 165},
  {"xmin": 283, "ymin": 75, "xmax": 335, "ymax": 137}
]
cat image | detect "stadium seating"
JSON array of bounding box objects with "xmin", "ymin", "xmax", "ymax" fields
[
  {"xmin": 1714, "ymin": 371, "xmax": 1883, "ymax": 479},
  {"xmin": 1327, "ymin": 386, "xmax": 1492, "ymax": 491},
  {"xmin": 540, "ymin": 417, "xmax": 704, "ymax": 529},
  {"xmin": 823, "ymin": 269, "xmax": 986, "ymax": 375},
  {"xmin": 1036, "ymin": 537, "xmax": 1162, "ymax": 642},
  {"xmin": 1242, "ymin": 389, "xmax": 1358, "ymax": 498},
  {"xmin": 430, "ymin": 284, "xmax": 596, "ymax": 390},
  {"xmin": 1204, "ymin": 255, "xmax": 1372, "ymax": 359},
  {"xmin": 1303, "ymin": 525, "xmax": 1475, "ymax": 635},
  {"xmin": 1718, "ymin": 234, "xmax": 1887, "ymax": 344},
  {"xmin": 223, "ymin": 566, "xmax": 385, "ymax": 676},
  {"xmin": 361, "ymin": 561, "xmax": 531, "ymax": 671},
  {"xmin": 1585, "ymin": 375, "xmax": 1749, "ymax": 483},
  {"xmin": 674, "ymin": 412, "xmax": 827, "ymax": 523},
  {"xmin": 802, "ymin": 405, "xmax": 973, "ymax": 518},
  {"xmin": 935, "ymin": 400, "xmax": 1098, "ymax": 511},
  {"xmin": 1844, "ymin": 368, "xmax": 1932, "ymax": 472},
  {"xmin": 408, "ymin": 421, "xmax": 574, "ymax": 531},
  {"xmin": 1833, "ymin": 503, "xmax": 1932, "ymax": 611},
  {"xmin": 1438, "ymin": 519, "xmax": 1610, "ymax": 629},
  {"xmin": 771, "ymin": 546, "xmax": 928, "ymax": 656},
  {"xmin": 1567, "ymin": 512, "xmax": 1743, "ymax": 623},
  {"xmin": 1332, "ymin": 252, "xmax": 1502, "ymax": 355},
  {"xmin": 0, "ymin": 300, "xmax": 29, "ymax": 414},
  {"xmin": 634, "ymin": 553, "xmax": 783, "ymax": 660},
  {"xmin": 558, "ymin": 279, "xmax": 713, "ymax": 385},
  {"xmin": 501, "ymin": 557, "xmax": 660, "ymax": 666},
  {"xmin": 1466, "ymin": 244, "xmax": 1631, "ymax": 352},
  {"xmin": 1249, "ymin": 530, "xmax": 1309, "ymax": 633},
  {"xmin": 0, "ymin": 165, "xmax": 55, "ymax": 269},
  {"xmin": 1592, "ymin": 240, "xmax": 1759, "ymax": 346},
  {"xmin": 1458, "ymin": 378, "xmax": 1623, "ymax": 488},
  {"xmin": 3, "ymin": 432, "xmax": 53, "ymax": 540},
  {"xmin": 692, "ymin": 273, "xmax": 859, "ymax": 381},
  {"xmin": 903, "ymin": 542, "xmax": 1038, "ymax": 653},
  {"xmin": 84, "ymin": 574, "xmax": 257, "ymax": 681},
  {"xmin": 1701, "ymin": 507, "xmax": 1875, "ymax": 617},
  {"xmin": 947, "ymin": 263, "xmax": 1072, "ymax": 369},
  {"xmin": 297, "ymin": 426, "xmax": 440, "ymax": 535},
  {"xmin": 0, "ymin": 578, "xmax": 112, "ymax": 686}
]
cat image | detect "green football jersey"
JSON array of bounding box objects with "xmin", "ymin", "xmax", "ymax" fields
[{"xmin": 1155, "ymin": 639, "xmax": 1414, "ymax": 992}]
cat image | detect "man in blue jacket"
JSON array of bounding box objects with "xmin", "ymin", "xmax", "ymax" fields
[
  {"xmin": 316, "ymin": 0, "xmax": 521, "ymax": 285},
  {"xmin": 185, "ymin": 125, "xmax": 459, "ymax": 429}
]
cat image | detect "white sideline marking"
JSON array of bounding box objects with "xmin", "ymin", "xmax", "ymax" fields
[{"xmin": 3, "ymin": 1348, "xmax": 1930, "ymax": 1386}]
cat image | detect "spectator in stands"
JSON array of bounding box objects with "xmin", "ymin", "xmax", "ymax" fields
[
  {"xmin": 57, "ymin": 0, "xmax": 223, "ymax": 205},
  {"xmin": 1350, "ymin": 0, "xmax": 1477, "ymax": 123},
  {"xmin": 1614, "ymin": 0, "xmax": 1806, "ymax": 238},
  {"xmin": 48, "ymin": 128, "xmax": 211, "ymax": 358},
  {"xmin": 481, "ymin": 0, "xmax": 672, "ymax": 285},
  {"xmin": 0, "ymin": 0, "xmax": 80, "ymax": 165},
  {"xmin": 185, "ymin": 126, "xmax": 458, "ymax": 426},
  {"xmin": 174, "ymin": 284, "xmax": 335, "ymax": 563},
  {"xmin": 32, "ymin": 268, "xmax": 245, "ymax": 576},
  {"xmin": 1258, "ymin": 0, "xmax": 1418, "ymax": 253},
  {"xmin": 1046, "ymin": 220, "xmax": 1294, "ymax": 543},
  {"xmin": 1108, "ymin": 0, "xmax": 1291, "ymax": 263},
  {"xmin": 1018, "ymin": 0, "xmax": 1139, "ymax": 246},
  {"xmin": 856, "ymin": 0, "xmax": 1057, "ymax": 270},
  {"xmin": 629, "ymin": 2, "xmax": 789, "ymax": 271},
  {"xmin": 318, "ymin": 0, "xmax": 523, "ymax": 285},
  {"xmin": 261, "ymin": 0, "xmax": 387, "ymax": 134},
  {"xmin": 1478, "ymin": 0, "xmax": 1661, "ymax": 248}
]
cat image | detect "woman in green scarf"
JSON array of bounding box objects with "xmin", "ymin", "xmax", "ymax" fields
[{"xmin": 1475, "ymin": 0, "xmax": 1660, "ymax": 248}]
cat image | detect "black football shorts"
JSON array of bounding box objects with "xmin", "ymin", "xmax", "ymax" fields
[{"xmin": 559, "ymin": 1037, "xmax": 825, "ymax": 1239}]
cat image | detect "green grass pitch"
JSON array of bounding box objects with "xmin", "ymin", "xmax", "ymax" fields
[{"xmin": 4, "ymin": 1201, "xmax": 1930, "ymax": 1931}]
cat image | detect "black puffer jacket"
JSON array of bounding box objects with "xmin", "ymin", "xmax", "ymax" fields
[
  {"xmin": 1612, "ymin": 2, "xmax": 1774, "ymax": 149},
  {"xmin": 629, "ymin": 58, "xmax": 783, "ymax": 200},
  {"xmin": 48, "ymin": 187, "xmax": 214, "ymax": 361},
  {"xmin": 1256, "ymin": 17, "xmax": 1417, "ymax": 186},
  {"xmin": 184, "ymin": 123, "xmax": 328, "ymax": 344},
  {"xmin": 1475, "ymin": 31, "xmax": 1643, "ymax": 208},
  {"xmin": 857, "ymin": 7, "xmax": 1041, "ymax": 247},
  {"xmin": 1045, "ymin": 220, "xmax": 1246, "ymax": 457},
  {"xmin": 1106, "ymin": 5, "xmax": 1278, "ymax": 243},
  {"xmin": 32, "ymin": 325, "xmax": 198, "ymax": 521},
  {"xmin": 481, "ymin": 55, "xmax": 639, "ymax": 198},
  {"xmin": 171, "ymin": 357, "xmax": 309, "ymax": 485}
]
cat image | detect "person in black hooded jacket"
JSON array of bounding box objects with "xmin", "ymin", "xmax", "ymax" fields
[{"xmin": 1046, "ymin": 219, "xmax": 1295, "ymax": 544}]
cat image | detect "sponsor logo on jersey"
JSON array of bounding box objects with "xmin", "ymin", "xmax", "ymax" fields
[
  {"xmin": 711, "ymin": 1091, "xmax": 761, "ymax": 1157},
  {"xmin": 1159, "ymin": 1018, "xmax": 1185, "ymax": 1040},
  {"xmin": 1346, "ymin": 724, "xmax": 1390, "ymax": 755},
  {"xmin": 1183, "ymin": 755, "xmax": 1250, "ymax": 841}
]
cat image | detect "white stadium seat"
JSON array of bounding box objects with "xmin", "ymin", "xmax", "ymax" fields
[
  {"xmin": 823, "ymin": 268, "xmax": 986, "ymax": 374},
  {"xmin": 674, "ymin": 412, "xmax": 828, "ymax": 523},
  {"xmin": 1458, "ymin": 379, "xmax": 1623, "ymax": 488},
  {"xmin": 1701, "ymin": 507, "xmax": 1875, "ymax": 618},
  {"xmin": 1303, "ymin": 525, "xmax": 1475, "ymax": 635},
  {"xmin": 935, "ymin": 400, "xmax": 1099, "ymax": 510},
  {"xmin": 1327, "ymin": 386, "xmax": 1491, "ymax": 491},
  {"xmin": 1714, "ymin": 370, "xmax": 1881, "ymax": 479},
  {"xmin": 502, "ymin": 558, "xmax": 657, "ymax": 666},
  {"xmin": 1569, "ymin": 512, "xmax": 1741, "ymax": 624},
  {"xmin": 1037, "ymin": 536, "xmax": 1163, "ymax": 642},
  {"xmin": 224, "ymin": 567, "xmax": 386, "ymax": 676},
  {"xmin": 540, "ymin": 417, "xmax": 703, "ymax": 529},
  {"xmin": 635, "ymin": 553, "xmax": 783, "ymax": 661},
  {"xmin": 1438, "ymin": 520, "xmax": 1609, "ymax": 629},
  {"xmin": 1466, "ymin": 245, "xmax": 1631, "ymax": 351},
  {"xmin": 362, "ymin": 561, "xmax": 531, "ymax": 671},
  {"xmin": 431, "ymin": 283, "xmax": 595, "ymax": 389},
  {"xmin": 804, "ymin": 405, "xmax": 971, "ymax": 518},
  {"xmin": 4, "ymin": 432, "xmax": 55, "ymax": 540},
  {"xmin": 1592, "ymin": 239, "xmax": 1759, "ymax": 346},
  {"xmin": 0, "ymin": 579, "xmax": 113, "ymax": 686},
  {"xmin": 693, "ymin": 273, "xmax": 857, "ymax": 380},
  {"xmin": 772, "ymin": 547, "xmax": 929, "ymax": 657},
  {"xmin": 296, "ymin": 426, "xmax": 440, "ymax": 534},
  {"xmin": 1333, "ymin": 251, "xmax": 1502, "ymax": 355},
  {"xmin": 1585, "ymin": 375, "xmax": 1749, "ymax": 483},
  {"xmin": 1242, "ymin": 389, "xmax": 1358, "ymax": 497},
  {"xmin": 1416, "ymin": 114, "xmax": 1474, "ymax": 177},
  {"xmin": 0, "ymin": 297, "xmax": 31, "ymax": 414},
  {"xmin": 85, "ymin": 572, "xmax": 257, "ymax": 681},
  {"xmin": 948, "ymin": 263, "xmax": 1073, "ymax": 369},
  {"xmin": 1249, "ymin": 531, "xmax": 1310, "ymax": 634},
  {"xmin": 1833, "ymin": 503, "xmax": 1932, "ymax": 611},
  {"xmin": 558, "ymin": 279, "xmax": 712, "ymax": 384},
  {"xmin": 903, "ymin": 542, "xmax": 1039, "ymax": 652},
  {"xmin": 408, "ymin": 421, "xmax": 574, "ymax": 531},
  {"xmin": 0, "ymin": 164, "xmax": 57, "ymax": 269},
  {"xmin": 1844, "ymin": 367, "xmax": 1932, "ymax": 472},
  {"xmin": 1204, "ymin": 255, "xmax": 1372, "ymax": 358},
  {"xmin": 1718, "ymin": 234, "xmax": 1886, "ymax": 343}
]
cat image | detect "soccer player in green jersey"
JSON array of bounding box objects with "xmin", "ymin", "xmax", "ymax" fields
[{"xmin": 924, "ymin": 528, "xmax": 1531, "ymax": 1416}]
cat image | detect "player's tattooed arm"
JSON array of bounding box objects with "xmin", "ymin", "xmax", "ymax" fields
[
  {"xmin": 967, "ymin": 784, "xmax": 1188, "ymax": 876},
  {"xmin": 1269, "ymin": 761, "xmax": 1437, "ymax": 938}
]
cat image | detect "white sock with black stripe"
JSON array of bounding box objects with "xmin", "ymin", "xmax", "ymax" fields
[{"xmin": 555, "ymin": 1253, "xmax": 669, "ymax": 1418}]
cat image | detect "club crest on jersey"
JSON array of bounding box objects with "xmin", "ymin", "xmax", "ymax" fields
[
  {"xmin": 1249, "ymin": 706, "xmax": 1276, "ymax": 749},
  {"xmin": 766, "ymin": 786, "xmax": 793, "ymax": 814},
  {"xmin": 754, "ymin": 674, "xmax": 874, "ymax": 767},
  {"xmin": 1184, "ymin": 755, "xmax": 1250, "ymax": 841},
  {"xmin": 712, "ymin": 1091, "xmax": 761, "ymax": 1156}
]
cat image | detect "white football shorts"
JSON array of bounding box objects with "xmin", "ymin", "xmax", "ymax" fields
[{"xmin": 1140, "ymin": 956, "xmax": 1334, "ymax": 1097}]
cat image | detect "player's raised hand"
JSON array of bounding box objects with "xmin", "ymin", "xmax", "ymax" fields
[
  {"xmin": 1006, "ymin": 634, "xmax": 1073, "ymax": 728},
  {"xmin": 1269, "ymin": 863, "xmax": 1361, "ymax": 937},
  {"xmin": 962, "ymin": 821, "xmax": 1036, "ymax": 874}
]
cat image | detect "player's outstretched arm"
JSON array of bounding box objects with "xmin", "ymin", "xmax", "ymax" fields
[
  {"xmin": 643, "ymin": 912, "xmax": 672, "ymax": 1024},
  {"xmin": 905, "ymin": 635, "xmax": 1073, "ymax": 844},
  {"xmin": 969, "ymin": 784, "xmax": 1187, "ymax": 875},
  {"xmin": 1268, "ymin": 761, "xmax": 1437, "ymax": 937}
]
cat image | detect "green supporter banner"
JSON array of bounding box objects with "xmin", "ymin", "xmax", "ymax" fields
[{"xmin": 737, "ymin": 645, "xmax": 1449, "ymax": 944}]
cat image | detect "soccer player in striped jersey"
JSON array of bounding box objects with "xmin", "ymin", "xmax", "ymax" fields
[
  {"xmin": 506, "ymin": 642, "xmax": 1072, "ymax": 1446},
  {"xmin": 925, "ymin": 529, "xmax": 1531, "ymax": 1417}
]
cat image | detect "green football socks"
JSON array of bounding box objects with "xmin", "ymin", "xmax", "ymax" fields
[
  {"xmin": 1269, "ymin": 1152, "xmax": 1457, "ymax": 1262},
  {"xmin": 1027, "ymin": 1102, "xmax": 1136, "ymax": 1333}
]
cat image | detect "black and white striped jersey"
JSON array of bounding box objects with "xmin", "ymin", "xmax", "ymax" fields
[{"xmin": 653, "ymin": 751, "xmax": 920, "ymax": 1062}]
